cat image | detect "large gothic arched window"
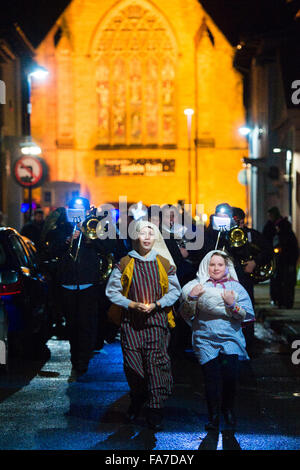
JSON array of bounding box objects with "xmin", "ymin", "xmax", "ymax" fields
[{"xmin": 93, "ymin": 2, "xmax": 177, "ymax": 147}]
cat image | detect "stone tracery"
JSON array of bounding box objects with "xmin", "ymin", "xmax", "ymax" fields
[{"xmin": 94, "ymin": 2, "xmax": 177, "ymax": 146}]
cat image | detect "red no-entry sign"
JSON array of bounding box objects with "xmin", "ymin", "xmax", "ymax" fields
[{"xmin": 13, "ymin": 155, "xmax": 47, "ymax": 188}]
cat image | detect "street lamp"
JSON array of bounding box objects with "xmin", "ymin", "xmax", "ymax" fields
[
  {"xmin": 184, "ymin": 108, "xmax": 194, "ymax": 207},
  {"xmin": 25, "ymin": 64, "xmax": 48, "ymax": 218},
  {"xmin": 27, "ymin": 65, "xmax": 49, "ymax": 135},
  {"xmin": 271, "ymin": 147, "xmax": 293, "ymax": 221},
  {"xmin": 21, "ymin": 145, "xmax": 42, "ymax": 156},
  {"xmin": 239, "ymin": 125, "xmax": 254, "ymax": 225},
  {"xmin": 238, "ymin": 126, "xmax": 252, "ymax": 136}
]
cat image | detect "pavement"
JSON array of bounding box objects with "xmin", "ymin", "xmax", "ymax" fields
[
  {"xmin": 254, "ymin": 282, "xmax": 300, "ymax": 344},
  {"xmin": 0, "ymin": 283, "xmax": 300, "ymax": 453}
]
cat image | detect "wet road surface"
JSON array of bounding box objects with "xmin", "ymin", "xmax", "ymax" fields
[{"xmin": 0, "ymin": 323, "xmax": 300, "ymax": 452}]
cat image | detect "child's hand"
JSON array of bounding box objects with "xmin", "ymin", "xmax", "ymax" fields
[
  {"xmin": 128, "ymin": 301, "xmax": 148, "ymax": 312},
  {"xmin": 144, "ymin": 303, "xmax": 156, "ymax": 314},
  {"xmin": 221, "ymin": 290, "xmax": 235, "ymax": 306},
  {"xmin": 128, "ymin": 302, "xmax": 156, "ymax": 314},
  {"xmin": 189, "ymin": 284, "xmax": 205, "ymax": 298}
]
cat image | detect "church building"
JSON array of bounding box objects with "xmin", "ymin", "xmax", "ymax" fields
[{"xmin": 31, "ymin": 0, "xmax": 248, "ymax": 218}]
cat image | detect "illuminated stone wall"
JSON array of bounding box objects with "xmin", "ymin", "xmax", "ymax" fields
[{"xmin": 31, "ymin": 0, "xmax": 248, "ymax": 218}]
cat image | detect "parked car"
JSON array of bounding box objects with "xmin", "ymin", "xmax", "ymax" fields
[{"xmin": 0, "ymin": 227, "xmax": 51, "ymax": 366}]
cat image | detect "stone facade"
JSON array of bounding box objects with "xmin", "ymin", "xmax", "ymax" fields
[{"xmin": 31, "ymin": 0, "xmax": 248, "ymax": 218}]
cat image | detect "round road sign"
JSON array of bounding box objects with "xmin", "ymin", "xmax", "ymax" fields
[{"xmin": 13, "ymin": 156, "xmax": 47, "ymax": 188}]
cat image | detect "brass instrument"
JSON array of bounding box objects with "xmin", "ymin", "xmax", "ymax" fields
[
  {"xmin": 240, "ymin": 254, "xmax": 276, "ymax": 283},
  {"xmin": 227, "ymin": 226, "xmax": 275, "ymax": 283},
  {"xmin": 81, "ymin": 216, "xmax": 99, "ymax": 240},
  {"xmin": 229, "ymin": 227, "xmax": 247, "ymax": 248},
  {"xmin": 81, "ymin": 215, "xmax": 114, "ymax": 281},
  {"xmin": 99, "ymin": 253, "xmax": 114, "ymax": 281}
]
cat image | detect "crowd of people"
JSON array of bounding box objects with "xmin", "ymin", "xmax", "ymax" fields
[{"xmin": 4, "ymin": 198, "xmax": 298, "ymax": 433}]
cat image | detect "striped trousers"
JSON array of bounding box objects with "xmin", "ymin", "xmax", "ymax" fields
[{"xmin": 121, "ymin": 322, "xmax": 173, "ymax": 409}]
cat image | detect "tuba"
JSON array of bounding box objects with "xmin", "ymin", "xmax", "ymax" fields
[{"xmin": 227, "ymin": 226, "xmax": 275, "ymax": 283}]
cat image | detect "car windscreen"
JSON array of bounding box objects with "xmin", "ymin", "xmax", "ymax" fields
[{"xmin": 9, "ymin": 235, "xmax": 30, "ymax": 267}]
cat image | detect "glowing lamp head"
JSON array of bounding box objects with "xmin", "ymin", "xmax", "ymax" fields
[
  {"xmin": 215, "ymin": 203, "xmax": 233, "ymax": 218},
  {"xmin": 21, "ymin": 145, "xmax": 42, "ymax": 155},
  {"xmin": 28, "ymin": 66, "xmax": 49, "ymax": 81},
  {"xmin": 239, "ymin": 126, "xmax": 251, "ymax": 136},
  {"xmin": 184, "ymin": 108, "xmax": 194, "ymax": 116},
  {"xmin": 68, "ymin": 196, "xmax": 90, "ymax": 212}
]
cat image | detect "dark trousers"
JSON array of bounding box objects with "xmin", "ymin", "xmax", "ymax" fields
[
  {"xmin": 270, "ymin": 263, "xmax": 296, "ymax": 308},
  {"xmin": 201, "ymin": 354, "xmax": 239, "ymax": 419},
  {"xmin": 60, "ymin": 286, "xmax": 99, "ymax": 372}
]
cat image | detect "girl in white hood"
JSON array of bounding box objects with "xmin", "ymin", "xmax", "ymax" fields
[{"xmin": 180, "ymin": 250, "xmax": 255, "ymax": 432}]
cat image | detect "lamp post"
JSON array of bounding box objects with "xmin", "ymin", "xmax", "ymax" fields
[
  {"xmin": 27, "ymin": 65, "xmax": 48, "ymax": 135},
  {"xmin": 184, "ymin": 108, "xmax": 194, "ymax": 207},
  {"xmin": 286, "ymin": 150, "xmax": 293, "ymax": 222},
  {"xmin": 272, "ymin": 147, "xmax": 293, "ymax": 222},
  {"xmin": 25, "ymin": 65, "xmax": 48, "ymax": 218}
]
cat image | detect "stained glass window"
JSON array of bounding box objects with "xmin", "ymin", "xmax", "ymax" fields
[{"xmin": 94, "ymin": 2, "xmax": 177, "ymax": 146}]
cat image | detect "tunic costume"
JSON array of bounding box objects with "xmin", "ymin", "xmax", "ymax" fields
[{"xmin": 106, "ymin": 222, "xmax": 181, "ymax": 409}]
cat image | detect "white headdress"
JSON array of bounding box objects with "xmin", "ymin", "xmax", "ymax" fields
[
  {"xmin": 196, "ymin": 250, "xmax": 238, "ymax": 284},
  {"xmin": 132, "ymin": 220, "xmax": 176, "ymax": 267}
]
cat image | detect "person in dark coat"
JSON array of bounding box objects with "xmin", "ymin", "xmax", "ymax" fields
[
  {"xmin": 231, "ymin": 207, "xmax": 274, "ymax": 304},
  {"xmin": 47, "ymin": 200, "xmax": 115, "ymax": 382},
  {"xmin": 21, "ymin": 208, "xmax": 45, "ymax": 250},
  {"xmin": 263, "ymin": 207, "xmax": 299, "ymax": 308}
]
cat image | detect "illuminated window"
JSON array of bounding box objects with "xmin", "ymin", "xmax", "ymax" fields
[{"xmin": 94, "ymin": 3, "xmax": 177, "ymax": 146}]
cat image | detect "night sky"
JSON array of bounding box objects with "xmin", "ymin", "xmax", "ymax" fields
[
  {"xmin": 4, "ymin": 0, "xmax": 299, "ymax": 48},
  {"xmin": 3, "ymin": 0, "xmax": 299, "ymax": 105}
]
